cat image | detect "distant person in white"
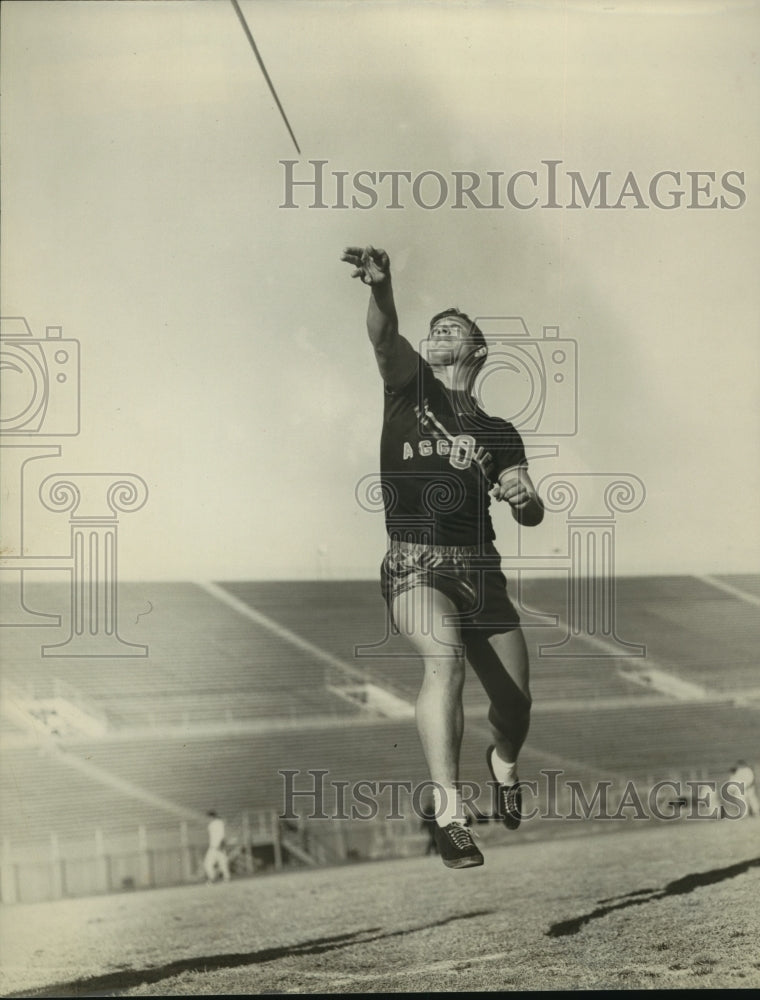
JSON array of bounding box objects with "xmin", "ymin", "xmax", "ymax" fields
[
  {"xmin": 204, "ymin": 810, "xmax": 231, "ymax": 882},
  {"xmin": 729, "ymin": 760, "xmax": 760, "ymax": 818}
]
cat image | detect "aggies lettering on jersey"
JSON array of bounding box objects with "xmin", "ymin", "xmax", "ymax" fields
[{"xmin": 380, "ymin": 358, "xmax": 527, "ymax": 547}]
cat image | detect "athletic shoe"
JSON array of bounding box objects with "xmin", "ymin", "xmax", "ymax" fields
[
  {"xmin": 434, "ymin": 822, "xmax": 484, "ymax": 868},
  {"xmin": 486, "ymin": 745, "xmax": 522, "ymax": 830}
]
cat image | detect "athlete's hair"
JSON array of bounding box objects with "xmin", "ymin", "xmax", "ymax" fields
[{"xmin": 429, "ymin": 307, "xmax": 488, "ymax": 368}]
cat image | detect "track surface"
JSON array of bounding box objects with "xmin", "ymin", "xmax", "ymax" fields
[{"xmin": 2, "ymin": 817, "xmax": 758, "ymax": 995}]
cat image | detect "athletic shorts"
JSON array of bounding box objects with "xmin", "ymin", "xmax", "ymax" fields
[{"xmin": 380, "ymin": 539, "xmax": 520, "ymax": 637}]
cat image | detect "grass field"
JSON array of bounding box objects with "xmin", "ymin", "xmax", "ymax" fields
[{"xmin": 2, "ymin": 816, "xmax": 758, "ymax": 995}]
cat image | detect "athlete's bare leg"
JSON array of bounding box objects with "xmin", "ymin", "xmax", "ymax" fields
[
  {"xmin": 464, "ymin": 627, "xmax": 532, "ymax": 764},
  {"xmin": 392, "ymin": 586, "xmax": 466, "ymax": 798}
]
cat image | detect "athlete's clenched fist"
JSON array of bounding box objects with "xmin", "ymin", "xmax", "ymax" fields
[{"xmin": 491, "ymin": 471, "xmax": 535, "ymax": 508}]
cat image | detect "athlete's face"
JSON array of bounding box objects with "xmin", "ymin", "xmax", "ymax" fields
[{"xmin": 425, "ymin": 317, "xmax": 470, "ymax": 366}]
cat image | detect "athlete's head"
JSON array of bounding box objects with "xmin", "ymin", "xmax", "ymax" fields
[{"xmin": 426, "ymin": 308, "xmax": 488, "ymax": 373}]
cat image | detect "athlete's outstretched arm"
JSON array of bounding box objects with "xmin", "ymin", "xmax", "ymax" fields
[
  {"xmin": 492, "ymin": 466, "xmax": 545, "ymax": 527},
  {"xmin": 341, "ymin": 245, "xmax": 417, "ymax": 388}
]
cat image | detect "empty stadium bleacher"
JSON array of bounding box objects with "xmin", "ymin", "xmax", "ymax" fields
[{"xmin": 1, "ymin": 573, "xmax": 758, "ymax": 899}]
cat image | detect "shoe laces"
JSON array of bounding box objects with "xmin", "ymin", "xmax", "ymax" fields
[
  {"xmin": 448, "ymin": 822, "xmax": 476, "ymax": 848},
  {"xmin": 503, "ymin": 785, "xmax": 521, "ymax": 813}
]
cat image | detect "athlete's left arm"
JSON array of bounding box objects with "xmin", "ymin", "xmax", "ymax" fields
[{"xmin": 491, "ymin": 466, "xmax": 545, "ymax": 526}]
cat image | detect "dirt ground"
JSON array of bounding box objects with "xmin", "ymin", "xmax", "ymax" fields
[{"xmin": 1, "ymin": 814, "xmax": 758, "ymax": 995}]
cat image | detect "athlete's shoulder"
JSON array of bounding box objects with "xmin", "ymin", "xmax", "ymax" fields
[
  {"xmin": 383, "ymin": 352, "xmax": 435, "ymax": 397},
  {"xmin": 465, "ymin": 404, "xmax": 521, "ymax": 436},
  {"xmin": 472, "ymin": 408, "xmax": 528, "ymax": 468}
]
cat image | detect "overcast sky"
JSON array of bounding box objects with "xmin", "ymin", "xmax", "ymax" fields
[{"xmin": 1, "ymin": 0, "xmax": 758, "ymax": 581}]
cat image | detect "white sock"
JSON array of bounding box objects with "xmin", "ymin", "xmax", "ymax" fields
[
  {"xmin": 433, "ymin": 784, "xmax": 465, "ymax": 826},
  {"xmin": 491, "ymin": 749, "xmax": 519, "ymax": 786}
]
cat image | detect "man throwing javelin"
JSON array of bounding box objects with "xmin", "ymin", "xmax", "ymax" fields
[{"xmin": 341, "ymin": 245, "xmax": 545, "ymax": 869}]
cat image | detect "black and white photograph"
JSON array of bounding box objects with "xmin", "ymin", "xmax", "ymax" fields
[{"xmin": 1, "ymin": 0, "xmax": 759, "ymax": 994}]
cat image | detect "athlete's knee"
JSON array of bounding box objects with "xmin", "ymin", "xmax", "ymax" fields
[{"xmin": 420, "ymin": 652, "xmax": 465, "ymax": 687}]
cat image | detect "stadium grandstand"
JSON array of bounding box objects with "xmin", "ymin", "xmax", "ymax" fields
[{"xmin": 1, "ymin": 573, "xmax": 758, "ymax": 903}]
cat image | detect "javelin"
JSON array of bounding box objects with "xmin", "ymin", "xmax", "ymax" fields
[{"xmin": 229, "ymin": 0, "xmax": 301, "ymax": 154}]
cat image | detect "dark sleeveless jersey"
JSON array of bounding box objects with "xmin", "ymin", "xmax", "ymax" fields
[{"xmin": 380, "ymin": 357, "xmax": 527, "ymax": 546}]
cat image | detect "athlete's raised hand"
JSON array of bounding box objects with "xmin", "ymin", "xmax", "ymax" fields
[{"xmin": 341, "ymin": 245, "xmax": 390, "ymax": 286}]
